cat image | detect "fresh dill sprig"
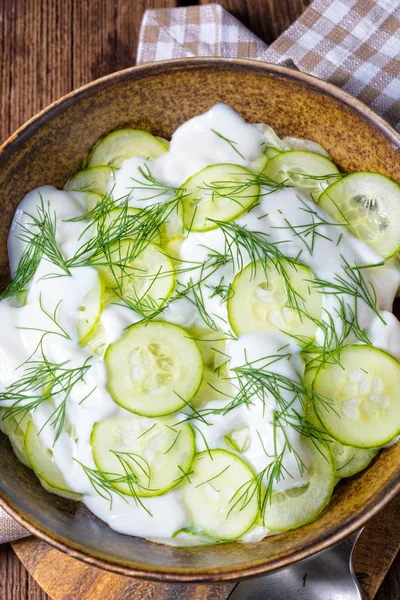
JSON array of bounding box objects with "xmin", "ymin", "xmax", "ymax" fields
[
  {"xmin": 208, "ymin": 278, "xmax": 234, "ymax": 303},
  {"xmin": 112, "ymin": 265, "xmax": 167, "ymax": 322},
  {"xmin": 231, "ymin": 355, "xmax": 335, "ymax": 417},
  {"xmin": 228, "ymin": 413, "xmax": 293, "ymax": 522},
  {"xmin": 210, "ymin": 219, "xmax": 305, "ymax": 314},
  {"xmin": 68, "ymin": 194, "xmax": 183, "ymax": 291},
  {"xmin": 175, "ymin": 276, "xmax": 219, "ymax": 331},
  {"xmin": 0, "ymin": 344, "xmax": 92, "ymax": 441},
  {"xmin": 196, "ymin": 171, "xmax": 286, "ymax": 209},
  {"xmin": 1, "ymin": 195, "xmax": 70, "ymax": 299},
  {"xmin": 289, "ymin": 172, "xmax": 343, "ymax": 182},
  {"xmin": 17, "ymin": 195, "xmax": 71, "ymax": 274},
  {"xmin": 310, "ymin": 255, "xmax": 385, "ymax": 324},
  {"xmin": 75, "ymin": 458, "xmax": 152, "ymax": 515},
  {"xmin": 285, "ymin": 299, "xmax": 371, "ymax": 366},
  {"xmin": 210, "ymin": 129, "xmax": 246, "ymax": 160},
  {"xmin": 271, "ymin": 197, "xmax": 348, "ymax": 255},
  {"xmin": 0, "ymin": 236, "xmax": 42, "ymax": 301},
  {"xmin": 128, "ymin": 164, "xmax": 180, "ymax": 201},
  {"xmin": 16, "ymin": 294, "xmax": 71, "ymax": 341}
]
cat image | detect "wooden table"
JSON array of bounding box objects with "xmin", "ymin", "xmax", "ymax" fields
[{"xmin": 0, "ymin": 0, "xmax": 399, "ymax": 598}]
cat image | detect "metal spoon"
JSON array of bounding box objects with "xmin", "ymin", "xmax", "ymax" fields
[{"xmin": 229, "ymin": 531, "xmax": 362, "ymax": 600}]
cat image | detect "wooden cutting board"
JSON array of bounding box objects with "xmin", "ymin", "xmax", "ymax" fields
[{"xmin": 11, "ymin": 493, "xmax": 400, "ymax": 600}]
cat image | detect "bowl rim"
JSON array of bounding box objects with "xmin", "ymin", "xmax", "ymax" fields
[{"xmin": 0, "ymin": 57, "xmax": 399, "ymax": 582}]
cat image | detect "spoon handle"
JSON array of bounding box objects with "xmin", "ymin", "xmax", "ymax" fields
[{"xmin": 230, "ymin": 531, "xmax": 362, "ymax": 600}]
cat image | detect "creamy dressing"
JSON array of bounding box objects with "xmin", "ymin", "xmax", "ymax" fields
[{"xmin": 1, "ymin": 103, "xmax": 399, "ymax": 544}]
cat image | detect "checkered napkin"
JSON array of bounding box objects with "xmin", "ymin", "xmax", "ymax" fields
[
  {"xmin": 138, "ymin": 0, "xmax": 400, "ymax": 131},
  {"xmin": 1, "ymin": 0, "xmax": 399, "ymax": 546}
]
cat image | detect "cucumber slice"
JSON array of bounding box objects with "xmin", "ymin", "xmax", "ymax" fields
[
  {"xmin": 162, "ymin": 236, "xmax": 184, "ymax": 261},
  {"xmin": 69, "ymin": 190, "xmax": 103, "ymax": 212},
  {"xmin": 0, "ymin": 412, "xmax": 31, "ymax": 467},
  {"xmin": 65, "ymin": 166, "xmax": 116, "ymax": 195},
  {"xmin": 160, "ymin": 201, "xmax": 184, "ymax": 242},
  {"xmin": 331, "ymin": 441, "xmax": 378, "ymax": 477},
  {"xmin": 181, "ymin": 449, "xmax": 258, "ymax": 540},
  {"xmin": 91, "ymin": 416, "xmax": 195, "ymax": 497},
  {"xmin": 228, "ymin": 260, "xmax": 322, "ymax": 338},
  {"xmin": 318, "ymin": 173, "xmax": 400, "ymax": 258},
  {"xmin": 25, "ymin": 421, "xmax": 81, "ymax": 499},
  {"xmin": 88, "ymin": 129, "xmax": 168, "ymax": 168},
  {"xmin": 96, "ymin": 240, "xmax": 175, "ymax": 311},
  {"xmin": 187, "ymin": 326, "xmax": 228, "ymax": 371},
  {"xmin": 105, "ymin": 321, "xmax": 203, "ymax": 416},
  {"xmin": 103, "ymin": 207, "xmax": 161, "ymax": 245},
  {"xmin": 191, "ymin": 367, "xmax": 233, "ymax": 409},
  {"xmin": 156, "ymin": 136, "xmax": 170, "ymax": 148},
  {"xmin": 313, "ymin": 345, "xmax": 400, "ymax": 448},
  {"xmin": 262, "ymin": 439, "xmax": 334, "ymax": 531},
  {"xmin": 263, "ymin": 151, "xmax": 340, "ymax": 197},
  {"xmin": 84, "ymin": 323, "xmax": 107, "ymax": 357},
  {"xmin": 283, "ymin": 137, "xmax": 330, "ymax": 158},
  {"xmin": 265, "ymin": 147, "xmax": 282, "ymax": 159},
  {"xmin": 225, "ymin": 426, "xmax": 251, "ymax": 453},
  {"xmin": 76, "ymin": 275, "xmax": 104, "ymax": 343},
  {"xmin": 249, "ymin": 154, "xmax": 269, "ymax": 173},
  {"xmin": 181, "ymin": 164, "xmax": 259, "ymax": 232},
  {"xmin": 255, "ymin": 124, "xmax": 289, "ymax": 152}
]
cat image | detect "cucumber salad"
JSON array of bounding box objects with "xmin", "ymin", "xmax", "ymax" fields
[{"xmin": 1, "ymin": 103, "xmax": 400, "ymax": 545}]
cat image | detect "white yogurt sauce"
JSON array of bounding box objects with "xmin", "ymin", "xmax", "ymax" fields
[{"xmin": 1, "ymin": 103, "xmax": 399, "ymax": 543}]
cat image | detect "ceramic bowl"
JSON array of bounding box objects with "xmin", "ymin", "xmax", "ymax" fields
[{"xmin": 0, "ymin": 58, "xmax": 399, "ymax": 582}]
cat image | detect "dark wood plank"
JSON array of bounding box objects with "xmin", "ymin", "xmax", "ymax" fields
[
  {"xmin": 353, "ymin": 494, "xmax": 400, "ymax": 599},
  {"xmin": 376, "ymin": 554, "xmax": 400, "ymax": 600},
  {"xmin": 200, "ymin": 0, "xmax": 312, "ymax": 45},
  {"xmin": 0, "ymin": 543, "xmax": 47, "ymax": 600},
  {"xmin": 0, "ymin": 0, "xmax": 179, "ymax": 145},
  {"xmin": 12, "ymin": 538, "xmax": 235, "ymax": 600}
]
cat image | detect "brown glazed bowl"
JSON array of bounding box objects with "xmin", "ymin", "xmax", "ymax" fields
[{"xmin": 0, "ymin": 58, "xmax": 399, "ymax": 582}]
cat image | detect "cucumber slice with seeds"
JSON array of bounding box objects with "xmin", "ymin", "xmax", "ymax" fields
[
  {"xmin": 302, "ymin": 383, "xmax": 378, "ymax": 478},
  {"xmin": 263, "ymin": 150, "xmax": 340, "ymax": 197},
  {"xmin": 181, "ymin": 164, "xmax": 259, "ymax": 232},
  {"xmin": 25, "ymin": 421, "xmax": 81, "ymax": 500},
  {"xmin": 91, "ymin": 416, "xmax": 195, "ymax": 497},
  {"xmin": 228, "ymin": 260, "xmax": 322, "ymax": 338},
  {"xmin": 313, "ymin": 345, "xmax": 400, "ymax": 448},
  {"xmin": 262, "ymin": 439, "xmax": 334, "ymax": 531},
  {"xmin": 65, "ymin": 166, "xmax": 116, "ymax": 196},
  {"xmin": 105, "ymin": 321, "xmax": 203, "ymax": 416},
  {"xmin": 76, "ymin": 275, "xmax": 104, "ymax": 343},
  {"xmin": 182, "ymin": 449, "xmax": 258, "ymax": 540},
  {"xmin": 318, "ymin": 173, "xmax": 400, "ymax": 258},
  {"xmin": 88, "ymin": 129, "xmax": 168, "ymax": 168}
]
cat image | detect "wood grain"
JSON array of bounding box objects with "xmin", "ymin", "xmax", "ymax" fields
[
  {"xmin": 0, "ymin": 0, "xmax": 399, "ymax": 599},
  {"xmin": 2, "ymin": 494, "xmax": 398, "ymax": 600},
  {"xmin": 10, "ymin": 539, "xmax": 235, "ymax": 600}
]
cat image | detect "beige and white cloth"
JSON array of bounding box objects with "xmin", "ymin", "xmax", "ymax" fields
[
  {"xmin": 1, "ymin": 0, "xmax": 399, "ymax": 545},
  {"xmin": 138, "ymin": 0, "xmax": 400, "ymax": 131}
]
